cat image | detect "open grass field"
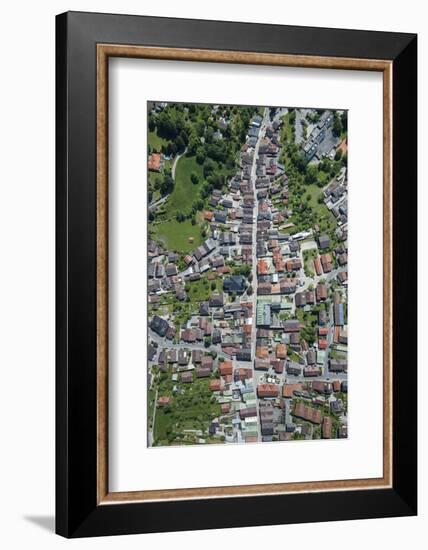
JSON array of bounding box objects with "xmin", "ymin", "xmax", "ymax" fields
[
  {"xmin": 303, "ymin": 248, "xmax": 317, "ymax": 277},
  {"xmin": 165, "ymin": 155, "xmax": 204, "ymax": 217},
  {"xmin": 148, "ymin": 130, "xmax": 169, "ymax": 152},
  {"xmin": 186, "ymin": 273, "xmax": 223, "ymax": 303},
  {"xmin": 304, "ymin": 183, "xmax": 337, "ymax": 232},
  {"xmin": 281, "ymin": 111, "xmax": 295, "ymax": 143},
  {"xmin": 151, "ymin": 218, "xmax": 204, "ymax": 254},
  {"xmin": 154, "ymin": 378, "xmax": 222, "ymax": 445},
  {"xmin": 148, "ymin": 171, "xmax": 162, "ymax": 192}
]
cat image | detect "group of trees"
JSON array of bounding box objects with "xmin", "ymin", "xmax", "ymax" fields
[
  {"xmin": 332, "ymin": 111, "xmax": 347, "ymax": 138},
  {"xmin": 278, "ymin": 108, "xmax": 348, "ymax": 235},
  {"xmin": 307, "ymin": 109, "xmax": 324, "ymax": 124},
  {"xmin": 301, "ymin": 325, "xmax": 317, "ymax": 346},
  {"xmin": 150, "ymin": 103, "xmax": 256, "ymax": 169},
  {"xmin": 150, "ymin": 103, "xmax": 253, "ymax": 223}
]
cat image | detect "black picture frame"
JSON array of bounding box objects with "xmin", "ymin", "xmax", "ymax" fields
[{"xmin": 56, "ymin": 10, "xmax": 417, "ymax": 538}]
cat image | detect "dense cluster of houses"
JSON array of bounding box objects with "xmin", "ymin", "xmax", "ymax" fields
[
  {"xmin": 147, "ymin": 106, "xmax": 348, "ymax": 445},
  {"xmin": 301, "ymin": 110, "xmax": 341, "ymax": 162}
]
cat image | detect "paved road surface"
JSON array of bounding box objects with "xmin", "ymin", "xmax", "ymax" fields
[
  {"xmin": 171, "ymin": 148, "xmax": 186, "ymax": 179},
  {"xmin": 249, "ymin": 107, "xmax": 270, "ymax": 441},
  {"xmin": 148, "ymin": 149, "xmax": 186, "ymax": 213}
]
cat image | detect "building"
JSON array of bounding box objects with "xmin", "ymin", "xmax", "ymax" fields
[
  {"xmin": 223, "ymin": 275, "xmax": 246, "ymax": 294},
  {"xmin": 276, "ymin": 343, "xmax": 287, "ymax": 359},
  {"xmin": 318, "ymin": 234, "xmax": 330, "ymax": 249},
  {"xmin": 196, "ymin": 367, "xmax": 211, "ymax": 378},
  {"xmin": 240, "ymin": 407, "xmax": 257, "ymax": 419},
  {"xmin": 236, "ymin": 349, "xmax": 251, "ymax": 361},
  {"xmin": 329, "ymin": 358, "xmax": 348, "ymax": 372},
  {"xmin": 150, "ymin": 315, "xmax": 169, "ymax": 337},
  {"xmin": 257, "ymin": 384, "xmax": 279, "ymax": 398},
  {"xmin": 209, "ymin": 379, "xmax": 222, "ymax": 391},
  {"xmin": 157, "ymin": 396, "xmax": 172, "ymax": 407},
  {"xmin": 286, "ymin": 361, "xmax": 302, "ymax": 376},
  {"xmin": 209, "ymin": 292, "xmax": 224, "ymax": 308},
  {"xmin": 181, "ymin": 371, "xmax": 193, "ymax": 383},
  {"xmin": 148, "ymin": 153, "xmax": 162, "ymax": 171},
  {"xmin": 316, "ymin": 283, "xmax": 328, "ymax": 301},
  {"xmin": 293, "ymin": 402, "xmax": 322, "ymax": 424},
  {"xmin": 235, "ymin": 368, "xmax": 252, "ymax": 381},
  {"xmin": 334, "ymin": 303, "xmax": 345, "ymax": 326},
  {"xmin": 282, "ymin": 383, "xmax": 303, "ymax": 398},
  {"xmin": 314, "ymin": 256, "xmax": 322, "ymax": 276},
  {"xmin": 283, "ymin": 320, "xmax": 300, "ymax": 332},
  {"xmin": 285, "ymin": 258, "xmax": 302, "ymax": 271},
  {"xmin": 254, "ymin": 359, "xmax": 270, "ymax": 371},
  {"xmin": 219, "ymin": 361, "xmax": 233, "ymax": 376},
  {"xmin": 312, "ymin": 380, "xmax": 333, "ymax": 394},
  {"xmin": 322, "ymin": 416, "xmax": 333, "ymax": 438},
  {"xmin": 192, "ymin": 349, "xmax": 202, "ymax": 363},
  {"xmin": 320, "ymin": 253, "xmax": 333, "ymax": 273},
  {"xmin": 201, "ymin": 356, "xmax": 213, "ymax": 370}
]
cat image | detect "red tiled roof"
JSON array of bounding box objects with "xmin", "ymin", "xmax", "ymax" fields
[
  {"xmin": 219, "ymin": 361, "xmax": 233, "ymax": 376},
  {"xmin": 148, "ymin": 153, "xmax": 161, "ymax": 171},
  {"xmin": 257, "ymin": 259, "xmax": 269, "ymax": 275},
  {"xmin": 276, "ymin": 344, "xmax": 287, "ymax": 359},
  {"xmin": 314, "ymin": 257, "xmax": 322, "ymax": 276},
  {"xmin": 332, "ymin": 380, "xmax": 341, "ymax": 392},
  {"xmin": 318, "ymin": 339, "xmax": 328, "ymax": 350},
  {"xmin": 283, "ymin": 383, "xmax": 302, "ymax": 398},
  {"xmin": 256, "ymin": 346, "xmax": 269, "ymax": 359},
  {"xmin": 209, "ymin": 379, "xmax": 222, "ymax": 391},
  {"xmin": 257, "ymin": 384, "xmax": 279, "ymax": 398},
  {"xmin": 157, "ymin": 396, "xmax": 172, "ymax": 406},
  {"xmin": 293, "ymin": 402, "xmax": 322, "ymax": 424},
  {"xmin": 322, "ymin": 416, "xmax": 333, "ymax": 438}
]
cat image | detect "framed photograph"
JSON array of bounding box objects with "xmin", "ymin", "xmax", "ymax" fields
[{"xmin": 56, "ymin": 11, "xmax": 417, "ymax": 538}]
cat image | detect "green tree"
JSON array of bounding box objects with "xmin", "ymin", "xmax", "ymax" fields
[
  {"xmin": 160, "ymin": 174, "xmax": 174, "ymax": 196},
  {"xmin": 333, "ymin": 113, "xmax": 343, "ymax": 137},
  {"xmin": 305, "ymin": 164, "xmax": 318, "ymax": 185},
  {"xmin": 175, "ymin": 135, "xmax": 186, "ymax": 153},
  {"xmin": 203, "ymin": 158, "xmax": 216, "ymax": 178},
  {"xmin": 148, "ymin": 114, "xmax": 157, "ymax": 132},
  {"xmin": 196, "ymin": 148, "xmax": 205, "ymax": 165},
  {"xmin": 187, "ymin": 137, "xmax": 199, "ymax": 156}
]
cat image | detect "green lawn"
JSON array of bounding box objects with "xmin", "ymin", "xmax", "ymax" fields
[
  {"xmin": 165, "ymin": 155, "xmax": 204, "ymax": 217},
  {"xmin": 151, "ymin": 218, "xmax": 204, "ymax": 253},
  {"xmin": 288, "ymin": 348, "xmax": 301, "ymax": 362},
  {"xmin": 148, "ymin": 159, "xmax": 172, "ymax": 202},
  {"xmin": 153, "ymin": 378, "xmax": 222, "ymax": 445},
  {"xmin": 147, "ymin": 387, "xmax": 157, "ymax": 429},
  {"xmin": 281, "ymin": 111, "xmax": 295, "ymax": 143},
  {"xmin": 153, "ymin": 408, "xmax": 170, "ymax": 441},
  {"xmin": 148, "ymin": 130, "xmax": 168, "ymax": 152},
  {"xmin": 303, "ymin": 248, "xmax": 317, "ymax": 277},
  {"xmin": 185, "ymin": 273, "xmax": 222, "ymax": 304},
  {"xmin": 148, "ymin": 170, "xmax": 162, "ymax": 191},
  {"xmin": 301, "ymin": 183, "xmax": 337, "ymax": 233}
]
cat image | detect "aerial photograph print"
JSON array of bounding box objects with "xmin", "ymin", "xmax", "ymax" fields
[{"xmin": 147, "ymin": 101, "xmax": 348, "ymax": 447}]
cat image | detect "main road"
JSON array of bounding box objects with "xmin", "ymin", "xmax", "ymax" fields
[{"xmin": 249, "ymin": 107, "xmax": 270, "ymax": 442}]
